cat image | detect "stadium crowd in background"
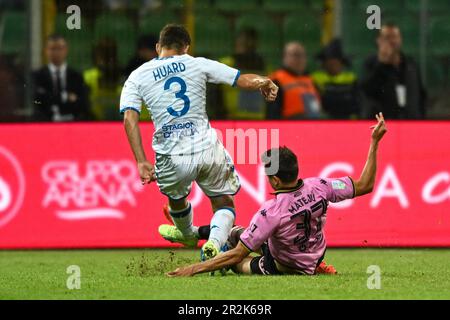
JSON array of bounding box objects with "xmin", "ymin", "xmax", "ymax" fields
[
  {"xmin": 29, "ymin": 20, "xmax": 430, "ymax": 123},
  {"xmin": 29, "ymin": 26, "xmax": 429, "ymax": 122},
  {"xmin": 0, "ymin": 1, "xmax": 444, "ymax": 122}
]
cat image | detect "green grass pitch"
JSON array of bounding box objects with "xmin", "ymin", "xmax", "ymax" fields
[{"xmin": 0, "ymin": 249, "xmax": 449, "ymax": 300}]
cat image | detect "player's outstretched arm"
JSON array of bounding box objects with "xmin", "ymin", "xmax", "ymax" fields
[
  {"xmin": 353, "ymin": 113, "xmax": 388, "ymax": 197},
  {"xmin": 123, "ymin": 110, "xmax": 156, "ymax": 185},
  {"xmin": 167, "ymin": 242, "xmax": 250, "ymax": 277},
  {"xmin": 236, "ymin": 74, "xmax": 279, "ymax": 102}
]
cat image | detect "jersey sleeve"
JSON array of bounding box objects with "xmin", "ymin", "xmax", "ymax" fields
[
  {"xmin": 239, "ymin": 202, "xmax": 279, "ymax": 252},
  {"xmin": 119, "ymin": 77, "xmax": 142, "ymax": 114},
  {"xmin": 198, "ymin": 57, "xmax": 240, "ymax": 86},
  {"xmin": 320, "ymin": 176, "xmax": 355, "ymax": 203}
]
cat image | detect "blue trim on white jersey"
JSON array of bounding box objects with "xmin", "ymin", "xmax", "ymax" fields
[
  {"xmin": 232, "ymin": 70, "xmax": 241, "ymax": 87},
  {"xmin": 120, "ymin": 106, "xmax": 141, "ymax": 114}
]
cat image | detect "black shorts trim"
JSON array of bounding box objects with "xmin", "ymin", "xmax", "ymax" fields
[{"xmin": 249, "ymin": 242, "xmax": 283, "ymax": 275}]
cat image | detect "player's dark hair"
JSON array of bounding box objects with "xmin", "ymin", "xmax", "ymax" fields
[
  {"xmin": 262, "ymin": 146, "xmax": 299, "ymax": 184},
  {"xmin": 159, "ymin": 24, "xmax": 191, "ymax": 52}
]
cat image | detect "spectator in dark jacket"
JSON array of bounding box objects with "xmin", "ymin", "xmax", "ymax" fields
[
  {"xmin": 124, "ymin": 34, "xmax": 158, "ymax": 78},
  {"xmin": 361, "ymin": 23, "xmax": 427, "ymax": 119},
  {"xmin": 0, "ymin": 55, "xmax": 23, "ymax": 121},
  {"xmin": 33, "ymin": 34, "xmax": 91, "ymax": 122}
]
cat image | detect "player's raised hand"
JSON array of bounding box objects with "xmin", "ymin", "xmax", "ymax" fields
[
  {"xmin": 237, "ymin": 75, "xmax": 278, "ymax": 101},
  {"xmin": 370, "ymin": 112, "xmax": 387, "ymax": 142},
  {"xmin": 138, "ymin": 160, "xmax": 157, "ymax": 185}
]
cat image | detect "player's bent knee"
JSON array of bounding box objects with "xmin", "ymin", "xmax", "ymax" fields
[
  {"xmin": 168, "ymin": 197, "xmax": 189, "ymax": 211},
  {"xmin": 210, "ymin": 195, "xmax": 235, "ymax": 211}
]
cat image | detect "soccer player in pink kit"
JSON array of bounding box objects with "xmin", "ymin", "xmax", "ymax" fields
[{"xmin": 168, "ymin": 113, "xmax": 387, "ymax": 277}]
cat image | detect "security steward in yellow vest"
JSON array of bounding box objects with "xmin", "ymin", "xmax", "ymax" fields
[
  {"xmin": 312, "ymin": 39, "xmax": 361, "ymax": 119},
  {"xmin": 220, "ymin": 28, "xmax": 267, "ymax": 120}
]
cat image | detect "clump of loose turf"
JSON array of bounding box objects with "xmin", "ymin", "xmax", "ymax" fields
[{"xmin": 125, "ymin": 250, "xmax": 195, "ymax": 277}]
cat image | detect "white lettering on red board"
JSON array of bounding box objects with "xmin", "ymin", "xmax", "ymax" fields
[
  {"xmin": 42, "ymin": 160, "xmax": 143, "ymax": 220},
  {"xmin": 422, "ymin": 172, "xmax": 450, "ymax": 204},
  {"xmin": 370, "ymin": 165, "xmax": 410, "ymax": 208}
]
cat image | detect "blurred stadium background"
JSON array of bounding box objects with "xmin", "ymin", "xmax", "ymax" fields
[{"xmin": 0, "ymin": 0, "xmax": 449, "ymax": 121}]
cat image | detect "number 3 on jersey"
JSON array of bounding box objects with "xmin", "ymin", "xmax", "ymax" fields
[{"xmin": 164, "ymin": 76, "xmax": 190, "ymax": 117}]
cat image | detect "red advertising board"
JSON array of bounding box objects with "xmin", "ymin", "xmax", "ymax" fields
[{"xmin": 0, "ymin": 121, "xmax": 449, "ymax": 248}]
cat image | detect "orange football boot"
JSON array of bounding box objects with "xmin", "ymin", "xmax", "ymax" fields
[{"xmin": 315, "ymin": 261, "xmax": 337, "ymax": 275}]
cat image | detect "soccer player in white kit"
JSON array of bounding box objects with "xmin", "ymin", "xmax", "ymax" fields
[{"xmin": 120, "ymin": 24, "xmax": 278, "ymax": 260}]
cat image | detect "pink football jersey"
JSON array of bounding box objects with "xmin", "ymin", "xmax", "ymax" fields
[{"xmin": 240, "ymin": 177, "xmax": 355, "ymax": 275}]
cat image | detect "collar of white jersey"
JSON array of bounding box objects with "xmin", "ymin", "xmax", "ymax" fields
[{"xmin": 153, "ymin": 54, "xmax": 188, "ymax": 61}]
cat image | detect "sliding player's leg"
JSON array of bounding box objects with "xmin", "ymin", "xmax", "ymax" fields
[
  {"xmin": 232, "ymin": 257, "xmax": 254, "ymax": 274},
  {"xmin": 229, "ymin": 249, "xmax": 279, "ymax": 276},
  {"xmin": 245, "ymin": 243, "xmax": 284, "ymax": 276},
  {"xmin": 315, "ymin": 261, "xmax": 337, "ymax": 275},
  {"xmin": 199, "ymin": 228, "xmax": 273, "ymax": 276},
  {"xmin": 314, "ymin": 251, "xmax": 338, "ymax": 275}
]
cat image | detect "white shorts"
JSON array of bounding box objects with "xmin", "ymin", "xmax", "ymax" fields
[{"xmin": 154, "ymin": 140, "xmax": 241, "ymax": 200}]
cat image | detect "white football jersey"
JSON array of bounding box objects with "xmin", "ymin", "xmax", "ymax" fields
[{"xmin": 120, "ymin": 54, "xmax": 240, "ymax": 155}]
